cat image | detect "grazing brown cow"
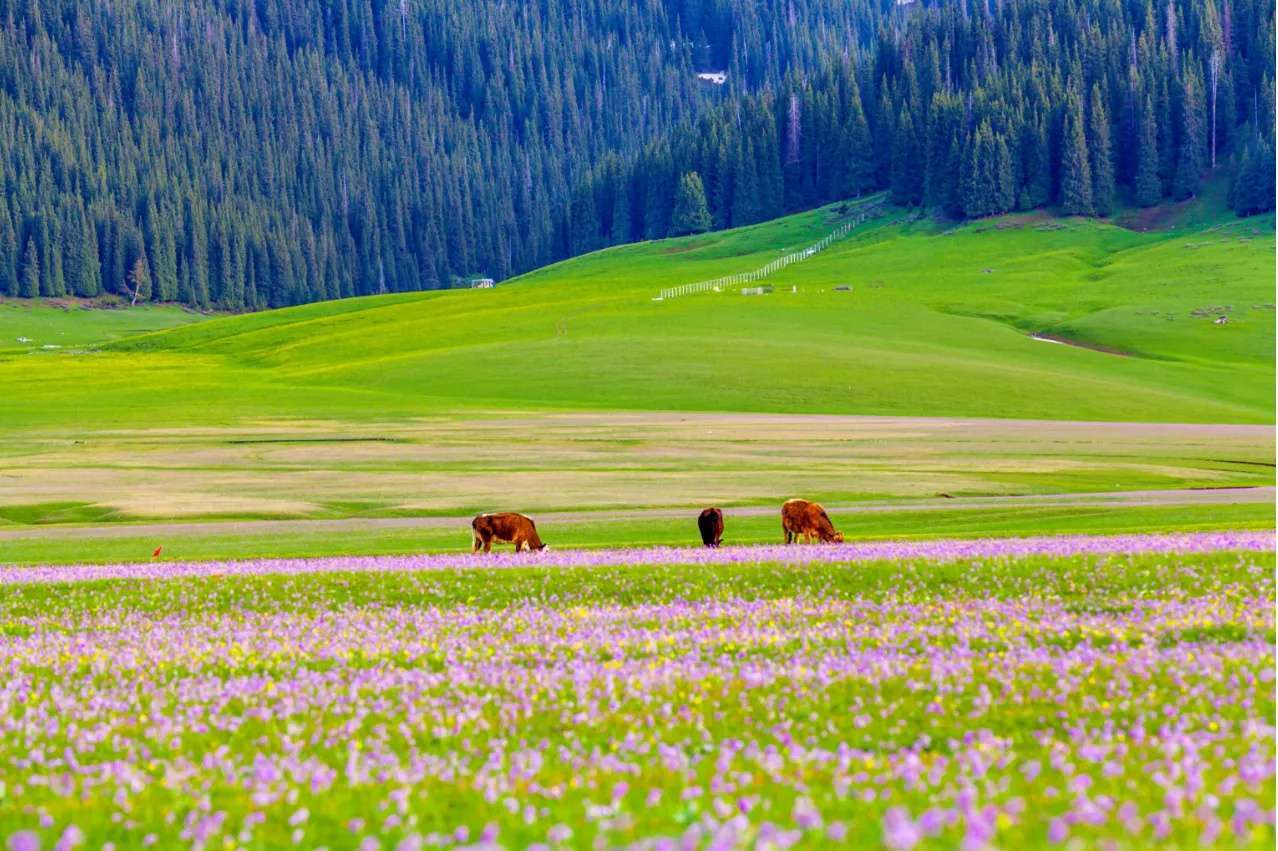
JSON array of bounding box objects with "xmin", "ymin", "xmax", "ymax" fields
[
  {"xmin": 697, "ymin": 507, "xmax": 724, "ymax": 548},
  {"xmin": 781, "ymin": 499, "xmax": 844, "ymax": 544},
  {"xmin": 471, "ymin": 512, "xmax": 546, "ymax": 553}
]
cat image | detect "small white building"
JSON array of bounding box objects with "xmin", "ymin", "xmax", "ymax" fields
[{"xmin": 471, "ymin": 278, "xmax": 495, "ymax": 289}]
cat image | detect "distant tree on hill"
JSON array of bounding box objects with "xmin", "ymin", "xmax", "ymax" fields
[
  {"xmin": 1060, "ymin": 90, "xmax": 1095, "ymax": 216},
  {"xmin": 837, "ymin": 82, "xmax": 875, "ymax": 197},
  {"xmin": 127, "ymin": 256, "xmax": 152, "ymax": 306},
  {"xmin": 569, "ymin": 184, "xmax": 601, "ymax": 255},
  {"xmin": 1089, "ymin": 85, "xmax": 1116, "ymax": 217},
  {"xmin": 670, "ymin": 172, "xmax": 713, "ymax": 236},
  {"xmin": 67, "ymin": 212, "xmax": 101, "ymax": 298},
  {"xmin": 0, "ymin": 206, "xmax": 15, "ymax": 297},
  {"xmin": 1228, "ymin": 132, "xmax": 1277, "ymax": 215},
  {"xmin": 1174, "ymin": 64, "xmax": 1208, "ymax": 199},
  {"xmin": 1135, "ymin": 95, "xmax": 1164, "ymax": 207},
  {"xmin": 20, "ymin": 239, "xmax": 39, "ymax": 299},
  {"xmin": 890, "ymin": 107, "xmax": 923, "ymax": 206}
]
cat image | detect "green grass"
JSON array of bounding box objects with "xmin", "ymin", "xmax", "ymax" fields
[
  {"xmin": 1, "ymin": 550, "xmax": 1273, "ymax": 849},
  {"xmin": 0, "ymin": 298, "xmax": 205, "ymax": 354},
  {"xmin": 2, "ymin": 548, "xmax": 1271, "ymax": 616},
  {"xmin": 0, "ymin": 201, "xmax": 1272, "ymax": 429},
  {"xmin": 0, "ymin": 199, "xmax": 1271, "ymax": 561},
  {"xmin": 1, "ymin": 500, "xmax": 1270, "ymax": 566}
]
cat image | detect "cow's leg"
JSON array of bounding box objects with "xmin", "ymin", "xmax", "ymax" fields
[
  {"xmin": 482, "ymin": 534, "xmax": 493, "ymax": 553},
  {"xmin": 472, "ymin": 532, "xmax": 483, "ymax": 553}
]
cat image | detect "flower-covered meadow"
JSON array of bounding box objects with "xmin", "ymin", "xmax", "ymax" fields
[{"xmin": 0, "ymin": 534, "xmax": 1273, "ymax": 849}]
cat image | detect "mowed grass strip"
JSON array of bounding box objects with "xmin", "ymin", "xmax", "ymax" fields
[
  {"xmin": 0, "ymin": 413, "xmax": 1271, "ymax": 528},
  {"xmin": 0, "ymin": 501, "xmax": 1270, "ymax": 566}
]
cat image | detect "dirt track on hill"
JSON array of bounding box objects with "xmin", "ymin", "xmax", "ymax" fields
[{"xmin": 1, "ymin": 486, "xmax": 1270, "ymax": 542}]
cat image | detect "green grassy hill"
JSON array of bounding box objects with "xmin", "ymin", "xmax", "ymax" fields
[
  {"xmin": 4, "ymin": 200, "xmax": 1271, "ymax": 429},
  {"xmin": 0, "ymin": 200, "xmax": 1273, "ymax": 563},
  {"xmin": 0, "ymin": 299, "xmax": 205, "ymax": 355}
]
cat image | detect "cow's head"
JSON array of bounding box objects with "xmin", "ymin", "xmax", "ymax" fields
[
  {"xmin": 534, "ymin": 543, "xmax": 549, "ymax": 551},
  {"xmin": 829, "ymin": 532, "xmax": 845, "ymax": 544}
]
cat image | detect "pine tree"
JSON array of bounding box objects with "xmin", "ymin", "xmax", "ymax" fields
[
  {"xmin": 1135, "ymin": 95, "xmax": 1163, "ymax": 206},
  {"xmin": 1174, "ymin": 64, "xmax": 1207, "ymax": 199},
  {"xmin": 1018, "ymin": 117, "xmax": 1052, "ymax": 210},
  {"xmin": 1155, "ymin": 77, "xmax": 1176, "ymax": 193},
  {"xmin": 669, "ymin": 172, "xmax": 713, "ymax": 236},
  {"xmin": 610, "ymin": 179, "xmax": 631, "ymax": 245},
  {"xmin": 44, "ymin": 220, "xmax": 66, "ymax": 297},
  {"xmin": 962, "ymin": 125, "xmax": 995, "ymax": 218},
  {"xmin": 20, "ymin": 238, "xmax": 40, "ymax": 298},
  {"xmin": 873, "ymin": 83, "xmax": 896, "ymax": 185},
  {"xmin": 68, "ymin": 212, "xmax": 101, "ymax": 297},
  {"xmin": 1059, "ymin": 89, "xmax": 1094, "ymax": 215},
  {"xmin": 890, "ymin": 107, "xmax": 923, "ymax": 205},
  {"xmin": 839, "ymin": 85, "xmax": 875, "ymax": 196},
  {"xmin": 1088, "ymin": 85, "xmax": 1116, "ymax": 216},
  {"xmin": 730, "ymin": 142, "xmax": 760, "ymax": 227},
  {"xmin": 924, "ymin": 94, "xmax": 960, "ymax": 211},
  {"xmin": 154, "ymin": 222, "xmax": 178, "ymax": 302},
  {"xmin": 993, "ymin": 133, "xmax": 1016, "ymax": 214},
  {"xmin": 0, "ymin": 204, "xmax": 16, "ymax": 297},
  {"xmin": 1229, "ymin": 133, "xmax": 1277, "ymax": 215},
  {"xmin": 569, "ymin": 184, "xmax": 600, "ymax": 255}
]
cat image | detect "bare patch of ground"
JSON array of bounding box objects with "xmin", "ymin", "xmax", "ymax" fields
[{"xmin": 1029, "ymin": 333, "xmax": 1135, "ymax": 357}]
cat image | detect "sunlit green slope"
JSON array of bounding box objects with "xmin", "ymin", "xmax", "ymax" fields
[{"xmin": 2, "ymin": 202, "xmax": 1272, "ymax": 427}]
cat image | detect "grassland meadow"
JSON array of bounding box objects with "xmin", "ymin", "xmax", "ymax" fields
[{"xmin": 0, "ymin": 533, "xmax": 1272, "ymax": 849}]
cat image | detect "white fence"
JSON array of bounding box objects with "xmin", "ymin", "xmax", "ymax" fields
[{"xmin": 657, "ymin": 195, "xmax": 886, "ymax": 301}]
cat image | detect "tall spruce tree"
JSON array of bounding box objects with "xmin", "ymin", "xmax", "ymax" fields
[
  {"xmin": 1174, "ymin": 64, "xmax": 1208, "ymax": 199},
  {"xmin": 20, "ymin": 238, "xmax": 40, "ymax": 298},
  {"xmin": 1135, "ymin": 95, "xmax": 1163, "ymax": 206},
  {"xmin": 1018, "ymin": 117, "xmax": 1052, "ymax": 210},
  {"xmin": 839, "ymin": 95, "xmax": 876, "ymax": 197},
  {"xmin": 670, "ymin": 172, "xmax": 714, "ymax": 236},
  {"xmin": 1088, "ymin": 85, "xmax": 1116, "ymax": 216},
  {"xmin": 0, "ymin": 204, "xmax": 15, "ymax": 297},
  {"xmin": 69, "ymin": 213, "xmax": 101, "ymax": 297},
  {"xmin": 890, "ymin": 107, "xmax": 923, "ymax": 205},
  {"xmin": 993, "ymin": 133, "xmax": 1016, "ymax": 214},
  {"xmin": 569, "ymin": 184, "xmax": 601, "ymax": 255},
  {"xmin": 1229, "ymin": 133, "xmax": 1277, "ymax": 215},
  {"xmin": 1059, "ymin": 89, "xmax": 1095, "ymax": 215}
]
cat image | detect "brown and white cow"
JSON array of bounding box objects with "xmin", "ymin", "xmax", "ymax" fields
[
  {"xmin": 697, "ymin": 507, "xmax": 724, "ymax": 548},
  {"xmin": 781, "ymin": 498, "xmax": 844, "ymax": 544},
  {"xmin": 471, "ymin": 512, "xmax": 546, "ymax": 553}
]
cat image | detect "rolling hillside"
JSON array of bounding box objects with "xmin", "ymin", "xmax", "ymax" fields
[
  {"xmin": 0, "ymin": 200, "xmax": 1273, "ymax": 562},
  {"xmin": 4, "ymin": 201, "xmax": 1272, "ymax": 429}
]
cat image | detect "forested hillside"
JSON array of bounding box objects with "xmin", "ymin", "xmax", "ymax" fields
[
  {"xmin": 0, "ymin": 0, "xmax": 1271, "ymax": 313},
  {"xmin": 566, "ymin": 0, "xmax": 1276, "ymax": 251},
  {"xmin": 0, "ymin": 0, "xmax": 898, "ymax": 310}
]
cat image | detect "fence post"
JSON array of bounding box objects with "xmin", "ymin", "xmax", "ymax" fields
[{"xmin": 659, "ymin": 203, "xmax": 876, "ymax": 299}]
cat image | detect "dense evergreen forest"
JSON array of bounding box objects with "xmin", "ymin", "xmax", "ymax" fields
[
  {"xmin": 0, "ymin": 0, "xmax": 1272, "ymax": 311},
  {"xmin": 0, "ymin": 0, "xmax": 900, "ymax": 309},
  {"xmin": 567, "ymin": 0, "xmax": 1276, "ymax": 252}
]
